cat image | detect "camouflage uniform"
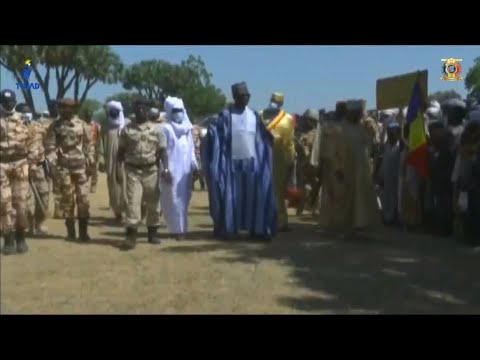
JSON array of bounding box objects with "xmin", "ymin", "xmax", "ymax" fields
[
  {"xmin": 361, "ymin": 115, "xmax": 380, "ymax": 176},
  {"xmin": 84, "ymin": 120, "xmax": 101, "ymax": 193},
  {"xmin": 119, "ymin": 121, "xmax": 166, "ymax": 232},
  {"xmin": 40, "ymin": 114, "xmax": 62, "ymax": 218},
  {"xmin": 45, "ymin": 106, "xmax": 95, "ymax": 242},
  {"xmin": 0, "ymin": 105, "xmax": 36, "ymax": 255},
  {"xmin": 295, "ymin": 128, "xmax": 321, "ymax": 215},
  {"xmin": 26, "ymin": 119, "xmax": 51, "ymax": 234}
]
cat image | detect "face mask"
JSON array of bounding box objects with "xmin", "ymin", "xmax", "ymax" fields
[
  {"xmin": 171, "ymin": 112, "xmax": 184, "ymax": 123},
  {"xmin": 108, "ymin": 109, "xmax": 120, "ymax": 119},
  {"xmin": 269, "ymin": 102, "xmax": 279, "ymax": 109}
]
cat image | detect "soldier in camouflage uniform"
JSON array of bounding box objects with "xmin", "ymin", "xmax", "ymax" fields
[
  {"xmin": 295, "ymin": 108, "xmax": 321, "ymax": 215},
  {"xmin": 0, "ymin": 90, "xmax": 36, "ymax": 255},
  {"xmin": 24, "ymin": 106, "xmax": 52, "ymax": 235},
  {"xmin": 82, "ymin": 108, "xmax": 101, "ymax": 193},
  {"xmin": 45, "ymin": 99, "xmax": 95, "ymax": 242},
  {"xmin": 40, "ymin": 100, "xmax": 62, "ymax": 218},
  {"xmin": 361, "ymin": 105, "xmax": 381, "ymax": 176},
  {"xmin": 117, "ymin": 99, "xmax": 170, "ymax": 250}
]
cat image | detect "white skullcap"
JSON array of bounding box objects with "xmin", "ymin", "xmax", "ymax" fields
[
  {"xmin": 346, "ymin": 99, "xmax": 365, "ymax": 111},
  {"xmin": 42, "ymin": 110, "xmax": 49, "ymax": 116}
]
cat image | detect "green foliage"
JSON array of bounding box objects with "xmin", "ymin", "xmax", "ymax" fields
[
  {"xmin": 121, "ymin": 55, "xmax": 226, "ymax": 119},
  {"xmin": 428, "ymin": 90, "xmax": 462, "ymax": 104},
  {"xmin": 465, "ymin": 56, "xmax": 480, "ymax": 101},
  {"xmin": 78, "ymin": 99, "xmax": 102, "ymax": 119},
  {"xmin": 0, "ymin": 45, "xmax": 123, "ymax": 113}
]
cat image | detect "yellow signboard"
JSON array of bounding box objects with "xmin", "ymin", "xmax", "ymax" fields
[{"xmin": 376, "ymin": 70, "xmax": 428, "ymax": 111}]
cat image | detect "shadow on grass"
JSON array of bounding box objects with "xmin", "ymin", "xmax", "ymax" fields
[{"xmin": 165, "ymin": 220, "xmax": 480, "ymax": 314}]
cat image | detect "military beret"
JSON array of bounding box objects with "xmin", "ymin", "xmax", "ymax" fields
[
  {"xmin": 57, "ymin": 98, "xmax": 78, "ymax": 107},
  {"xmin": 0, "ymin": 89, "xmax": 16, "ymax": 101},
  {"xmin": 271, "ymin": 92, "xmax": 284, "ymax": 103}
]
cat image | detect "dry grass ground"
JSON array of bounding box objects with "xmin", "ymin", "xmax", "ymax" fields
[{"xmin": 1, "ymin": 174, "xmax": 480, "ymax": 314}]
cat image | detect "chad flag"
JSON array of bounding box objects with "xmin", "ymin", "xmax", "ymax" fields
[{"xmin": 405, "ymin": 80, "xmax": 428, "ymax": 179}]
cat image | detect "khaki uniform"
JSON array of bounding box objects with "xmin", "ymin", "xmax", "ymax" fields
[
  {"xmin": 40, "ymin": 116, "xmax": 62, "ymax": 217},
  {"xmin": 0, "ymin": 111, "xmax": 36, "ymax": 232},
  {"xmin": 26, "ymin": 119, "xmax": 51, "ymax": 232},
  {"xmin": 295, "ymin": 128, "xmax": 321, "ymax": 214},
  {"xmin": 119, "ymin": 121, "xmax": 167, "ymax": 228},
  {"xmin": 361, "ymin": 116, "xmax": 380, "ymax": 175},
  {"xmin": 84, "ymin": 121, "xmax": 101, "ymax": 192},
  {"xmin": 45, "ymin": 116, "xmax": 95, "ymax": 219}
]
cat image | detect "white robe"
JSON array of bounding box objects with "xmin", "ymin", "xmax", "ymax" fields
[{"xmin": 160, "ymin": 123, "xmax": 198, "ymax": 234}]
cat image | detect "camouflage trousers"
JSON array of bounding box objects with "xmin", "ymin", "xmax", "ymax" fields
[
  {"xmin": 0, "ymin": 159, "xmax": 30, "ymax": 232},
  {"xmin": 51, "ymin": 169, "xmax": 61, "ymax": 215},
  {"xmin": 57, "ymin": 166, "xmax": 90, "ymax": 219},
  {"xmin": 125, "ymin": 165, "xmax": 161, "ymax": 228},
  {"xmin": 27, "ymin": 165, "xmax": 50, "ymax": 227}
]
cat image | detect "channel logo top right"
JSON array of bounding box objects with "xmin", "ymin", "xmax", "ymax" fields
[{"xmin": 441, "ymin": 58, "xmax": 464, "ymax": 81}]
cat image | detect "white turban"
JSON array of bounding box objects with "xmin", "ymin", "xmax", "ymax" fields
[
  {"xmin": 106, "ymin": 100, "xmax": 125, "ymax": 130},
  {"xmin": 164, "ymin": 96, "xmax": 192, "ymax": 137},
  {"xmin": 381, "ymin": 108, "xmax": 398, "ymax": 117}
]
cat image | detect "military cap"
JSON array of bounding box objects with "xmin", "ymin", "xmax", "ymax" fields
[
  {"xmin": 57, "ymin": 98, "xmax": 78, "ymax": 107},
  {"xmin": 231, "ymin": 82, "xmax": 250, "ymax": 96},
  {"xmin": 0, "ymin": 89, "xmax": 16, "ymax": 101},
  {"xmin": 270, "ymin": 92, "xmax": 284, "ymax": 103}
]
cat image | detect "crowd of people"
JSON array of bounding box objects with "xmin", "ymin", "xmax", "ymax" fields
[{"xmin": 0, "ymin": 80, "xmax": 479, "ymax": 255}]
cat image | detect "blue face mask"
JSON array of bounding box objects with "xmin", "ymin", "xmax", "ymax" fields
[{"xmin": 171, "ymin": 112, "xmax": 184, "ymax": 123}]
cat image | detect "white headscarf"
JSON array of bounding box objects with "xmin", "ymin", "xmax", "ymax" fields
[
  {"xmin": 164, "ymin": 96, "xmax": 192, "ymax": 138},
  {"xmin": 106, "ymin": 100, "xmax": 125, "ymax": 130}
]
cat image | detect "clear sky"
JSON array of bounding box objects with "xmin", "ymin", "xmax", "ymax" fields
[{"xmin": 1, "ymin": 45, "xmax": 478, "ymax": 114}]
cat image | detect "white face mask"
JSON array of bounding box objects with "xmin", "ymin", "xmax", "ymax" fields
[
  {"xmin": 269, "ymin": 102, "xmax": 279, "ymax": 109},
  {"xmin": 171, "ymin": 111, "xmax": 184, "ymax": 123}
]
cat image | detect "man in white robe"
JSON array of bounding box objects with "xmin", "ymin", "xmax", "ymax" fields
[{"xmin": 160, "ymin": 97, "xmax": 198, "ymax": 240}]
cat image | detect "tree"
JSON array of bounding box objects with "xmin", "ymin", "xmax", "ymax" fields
[
  {"xmin": 121, "ymin": 55, "xmax": 226, "ymax": 119},
  {"xmin": 428, "ymin": 90, "xmax": 462, "ymax": 104},
  {"xmin": 105, "ymin": 91, "xmax": 145, "ymax": 117},
  {"xmin": 465, "ymin": 56, "xmax": 480, "ymax": 102},
  {"xmin": 0, "ymin": 45, "xmax": 123, "ymax": 113},
  {"xmin": 78, "ymin": 99, "xmax": 102, "ymax": 119}
]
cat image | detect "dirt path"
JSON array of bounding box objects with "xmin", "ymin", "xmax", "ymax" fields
[{"xmin": 1, "ymin": 174, "xmax": 479, "ymax": 314}]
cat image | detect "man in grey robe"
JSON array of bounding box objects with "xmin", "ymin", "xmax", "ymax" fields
[{"xmin": 98, "ymin": 101, "xmax": 129, "ymax": 222}]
